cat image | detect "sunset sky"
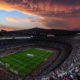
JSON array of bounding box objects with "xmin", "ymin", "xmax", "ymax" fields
[{"xmin": 0, "ymin": 0, "xmax": 80, "ymax": 31}]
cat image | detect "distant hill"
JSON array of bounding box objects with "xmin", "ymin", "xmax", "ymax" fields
[{"xmin": 0, "ymin": 28, "xmax": 80, "ymax": 37}]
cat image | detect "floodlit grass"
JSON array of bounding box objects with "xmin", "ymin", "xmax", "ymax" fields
[{"xmin": 0, "ymin": 48, "xmax": 54, "ymax": 77}]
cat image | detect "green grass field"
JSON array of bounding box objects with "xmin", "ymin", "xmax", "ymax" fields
[{"xmin": 0, "ymin": 48, "xmax": 53, "ymax": 77}]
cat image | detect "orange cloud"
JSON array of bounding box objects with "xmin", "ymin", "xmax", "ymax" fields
[
  {"xmin": 0, "ymin": 0, "xmax": 80, "ymax": 30},
  {"xmin": 6, "ymin": 17, "xmax": 17, "ymax": 22},
  {"xmin": 0, "ymin": 27, "xmax": 13, "ymax": 31},
  {"xmin": 0, "ymin": 0, "xmax": 79, "ymax": 15},
  {"xmin": 6, "ymin": 17, "xmax": 37, "ymax": 23}
]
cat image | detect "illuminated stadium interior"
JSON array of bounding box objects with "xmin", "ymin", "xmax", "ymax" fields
[{"xmin": 0, "ymin": 37, "xmax": 72, "ymax": 80}]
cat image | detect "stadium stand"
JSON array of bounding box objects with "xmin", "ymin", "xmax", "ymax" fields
[{"xmin": 41, "ymin": 37, "xmax": 80, "ymax": 80}]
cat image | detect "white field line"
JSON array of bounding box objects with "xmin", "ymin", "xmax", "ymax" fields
[{"xmin": 35, "ymin": 48, "xmax": 53, "ymax": 53}]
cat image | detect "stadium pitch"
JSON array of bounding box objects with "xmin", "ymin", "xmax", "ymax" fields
[{"xmin": 0, "ymin": 48, "xmax": 54, "ymax": 77}]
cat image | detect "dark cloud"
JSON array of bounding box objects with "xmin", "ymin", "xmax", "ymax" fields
[
  {"xmin": 42, "ymin": 20, "xmax": 67, "ymax": 28},
  {"xmin": 5, "ymin": 0, "xmax": 21, "ymax": 3},
  {"xmin": 4, "ymin": 0, "xmax": 80, "ymax": 5},
  {"xmin": 50, "ymin": 0, "xmax": 80, "ymax": 5},
  {"xmin": 52, "ymin": 9, "xmax": 80, "ymax": 18}
]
